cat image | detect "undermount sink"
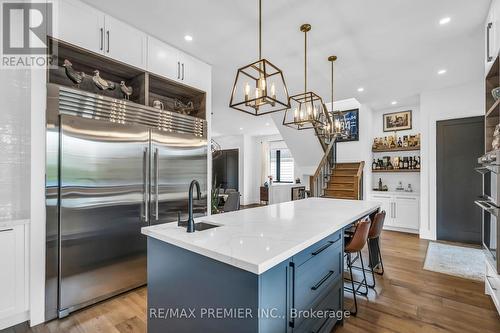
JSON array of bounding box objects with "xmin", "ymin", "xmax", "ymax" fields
[
  {"xmin": 194, "ymin": 222, "xmax": 220, "ymax": 231},
  {"xmin": 178, "ymin": 221, "xmax": 220, "ymax": 231}
]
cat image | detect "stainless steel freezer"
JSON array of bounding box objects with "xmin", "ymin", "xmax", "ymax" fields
[{"xmin": 45, "ymin": 84, "xmax": 208, "ymax": 319}]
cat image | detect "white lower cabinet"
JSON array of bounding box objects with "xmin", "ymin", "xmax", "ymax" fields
[
  {"xmin": 485, "ymin": 258, "xmax": 500, "ymax": 315},
  {"xmin": 370, "ymin": 193, "xmax": 419, "ymax": 233},
  {"xmin": 0, "ymin": 224, "xmax": 28, "ymax": 330}
]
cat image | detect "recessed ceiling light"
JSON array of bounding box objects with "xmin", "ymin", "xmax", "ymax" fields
[
  {"xmin": 357, "ymin": 87, "xmax": 364, "ymax": 92},
  {"xmin": 239, "ymin": 127, "xmax": 243, "ymax": 130},
  {"xmin": 438, "ymin": 69, "xmax": 447, "ymax": 75},
  {"xmin": 184, "ymin": 35, "xmax": 193, "ymax": 41},
  {"xmin": 439, "ymin": 17, "xmax": 451, "ymax": 25},
  {"xmin": 391, "ymin": 101, "xmax": 398, "ymax": 105},
  {"xmin": 265, "ymin": 122, "xmax": 270, "ymax": 126}
]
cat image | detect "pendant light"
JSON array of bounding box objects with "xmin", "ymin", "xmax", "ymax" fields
[
  {"xmin": 321, "ymin": 55, "xmax": 349, "ymax": 140},
  {"xmin": 229, "ymin": 0, "xmax": 290, "ymax": 115},
  {"xmin": 282, "ymin": 24, "xmax": 329, "ymax": 130}
]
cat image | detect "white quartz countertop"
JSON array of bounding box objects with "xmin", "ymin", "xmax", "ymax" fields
[{"xmin": 141, "ymin": 198, "xmax": 380, "ymax": 275}]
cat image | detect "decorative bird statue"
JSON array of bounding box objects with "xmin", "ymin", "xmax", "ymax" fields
[
  {"xmin": 62, "ymin": 59, "xmax": 85, "ymax": 87},
  {"xmin": 92, "ymin": 70, "xmax": 113, "ymax": 90},
  {"xmin": 120, "ymin": 81, "xmax": 133, "ymax": 100}
]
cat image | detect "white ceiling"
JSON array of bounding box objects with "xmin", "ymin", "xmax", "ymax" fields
[{"xmin": 83, "ymin": 0, "xmax": 489, "ymax": 136}]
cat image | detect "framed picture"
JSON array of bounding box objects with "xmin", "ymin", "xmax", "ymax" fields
[
  {"xmin": 337, "ymin": 109, "xmax": 359, "ymax": 142},
  {"xmin": 383, "ymin": 110, "xmax": 412, "ymax": 132}
]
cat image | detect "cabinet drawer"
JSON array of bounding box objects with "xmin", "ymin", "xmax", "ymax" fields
[
  {"xmin": 293, "ymin": 230, "xmax": 342, "ymax": 268},
  {"xmin": 293, "ymin": 241, "xmax": 342, "ymax": 314},
  {"xmin": 294, "ymin": 279, "xmax": 342, "ymax": 333}
]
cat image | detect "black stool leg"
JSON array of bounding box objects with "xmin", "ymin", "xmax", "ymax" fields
[
  {"xmin": 366, "ymin": 242, "xmax": 376, "ymax": 288},
  {"xmin": 358, "ymin": 251, "xmax": 369, "ymax": 296},
  {"xmin": 345, "ymin": 253, "xmax": 358, "ymax": 316},
  {"xmin": 375, "ymin": 237, "xmax": 384, "ymax": 276}
]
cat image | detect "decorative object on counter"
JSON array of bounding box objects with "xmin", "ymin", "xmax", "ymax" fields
[
  {"xmin": 396, "ymin": 181, "xmax": 405, "ymax": 192},
  {"xmin": 174, "ymin": 99, "xmax": 195, "ymax": 115},
  {"xmin": 152, "ymin": 100, "xmax": 164, "ymax": 110},
  {"xmin": 406, "ymin": 184, "xmax": 413, "ymax": 192},
  {"xmin": 119, "ymin": 81, "xmax": 133, "ymax": 100},
  {"xmin": 378, "ymin": 178, "xmax": 383, "ymax": 191},
  {"xmin": 492, "ymin": 87, "xmax": 500, "ymax": 101},
  {"xmin": 295, "ymin": 177, "xmax": 301, "ymax": 184},
  {"xmin": 492, "ymin": 124, "xmax": 500, "ymax": 150},
  {"xmin": 229, "ymin": 0, "xmax": 290, "ymax": 115},
  {"xmin": 211, "ymin": 182, "xmax": 221, "ymax": 215},
  {"xmin": 268, "ymin": 175, "xmax": 273, "ymax": 185},
  {"xmin": 383, "ymin": 110, "xmax": 412, "ymax": 132},
  {"xmin": 264, "ymin": 181, "xmax": 269, "ymax": 188},
  {"xmin": 62, "ymin": 59, "xmax": 85, "ymax": 87},
  {"xmin": 282, "ymin": 24, "xmax": 328, "ymax": 130}
]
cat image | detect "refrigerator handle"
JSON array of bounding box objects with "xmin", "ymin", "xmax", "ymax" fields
[
  {"xmin": 143, "ymin": 147, "xmax": 149, "ymax": 223},
  {"xmin": 154, "ymin": 148, "xmax": 159, "ymax": 220}
]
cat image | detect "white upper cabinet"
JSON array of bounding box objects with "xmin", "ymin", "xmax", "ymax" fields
[
  {"xmin": 181, "ymin": 52, "xmax": 211, "ymax": 92},
  {"xmin": 486, "ymin": 0, "xmax": 500, "ymax": 75},
  {"xmin": 104, "ymin": 16, "xmax": 147, "ymax": 69},
  {"xmin": 55, "ymin": 0, "xmax": 104, "ymax": 54},
  {"xmin": 147, "ymin": 37, "xmax": 211, "ymax": 92},
  {"xmin": 147, "ymin": 37, "xmax": 180, "ymax": 81},
  {"xmin": 54, "ymin": 0, "xmax": 146, "ymax": 69},
  {"xmin": 54, "ymin": 0, "xmax": 210, "ymax": 90}
]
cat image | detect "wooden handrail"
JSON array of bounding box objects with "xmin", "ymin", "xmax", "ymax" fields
[
  {"xmin": 356, "ymin": 161, "xmax": 365, "ymax": 178},
  {"xmin": 312, "ymin": 139, "xmax": 335, "ymax": 179}
]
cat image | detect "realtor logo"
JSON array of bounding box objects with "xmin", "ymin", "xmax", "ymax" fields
[
  {"xmin": 2, "ymin": 1, "xmax": 51, "ymax": 54},
  {"xmin": 2, "ymin": 1, "xmax": 53, "ymax": 68}
]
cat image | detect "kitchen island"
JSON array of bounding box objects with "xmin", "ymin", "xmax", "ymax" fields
[{"xmin": 142, "ymin": 198, "xmax": 380, "ymax": 333}]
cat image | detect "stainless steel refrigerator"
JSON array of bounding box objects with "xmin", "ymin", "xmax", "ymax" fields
[{"xmin": 46, "ymin": 85, "xmax": 207, "ymax": 319}]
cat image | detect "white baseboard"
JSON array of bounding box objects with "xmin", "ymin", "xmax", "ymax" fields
[
  {"xmin": 0, "ymin": 311, "xmax": 29, "ymax": 330},
  {"xmin": 383, "ymin": 225, "xmax": 419, "ymax": 235}
]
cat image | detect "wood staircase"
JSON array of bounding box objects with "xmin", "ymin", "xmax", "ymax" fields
[{"xmin": 323, "ymin": 162, "xmax": 364, "ymax": 200}]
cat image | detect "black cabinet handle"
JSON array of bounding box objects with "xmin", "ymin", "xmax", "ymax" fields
[
  {"xmin": 312, "ymin": 241, "xmax": 334, "ymax": 256},
  {"xmin": 100, "ymin": 28, "xmax": 103, "ymax": 50},
  {"xmin": 487, "ymin": 22, "xmax": 493, "ymax": 62},
  {"xmin": 311, "ymin": 270, "xmax": 335, "ymax": 291},
  {"xmin": 106, "ymin": 30, "xmax": 110, "ymax": 53},
  {"xmin": 182, "ymin": 63, "xmax": 185, "ymax": 80},
  {"xmin": 177, "ymin": 62, "xmax": 181, "ymax": 79}
]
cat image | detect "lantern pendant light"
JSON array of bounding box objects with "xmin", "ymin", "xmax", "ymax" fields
[
  {"xmin": 229, "ymin": 0, "xmax": 290, "ymax": 115},
  {"xmin": 282, "ymin": 24, "xmax": 329, "ymax": 130}
]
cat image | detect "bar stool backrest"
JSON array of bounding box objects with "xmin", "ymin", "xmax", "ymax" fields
[
  {"xmin": 368, "ymin": 211, "xmax": 386, "ymax": 240},
  {"xmin": 345, "ymin": 218, "xmax": 371, "ymax": 253}
]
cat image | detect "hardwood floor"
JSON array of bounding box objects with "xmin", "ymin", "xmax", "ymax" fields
[{"xmin": 4, "ymin": 231, "xmax": 499, "ymax": 333}]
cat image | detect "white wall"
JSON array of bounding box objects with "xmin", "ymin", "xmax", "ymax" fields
[
  {"xmin": 371, "ymin": 105, "xmax": 421, "ymax": 193},
  {"xmin": 419, "ymin": 80, "xmax": 484, "ymax": 240}
]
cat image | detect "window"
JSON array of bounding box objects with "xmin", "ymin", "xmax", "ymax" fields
[{"xmin": 270, "ymin": 148, "xmax": 294, "ymax": 183}]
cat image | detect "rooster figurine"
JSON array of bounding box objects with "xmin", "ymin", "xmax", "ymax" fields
[
  {"xmin": 62, "ymin": 59, "xmax": 85, "ymax": 87},
  {"xmin": 120, "ymin": 81, "xmax": 133, "ymax": 100},
  {"xmin": 92, "ymin": 70, "xmax": 114, "ymax": 90}
]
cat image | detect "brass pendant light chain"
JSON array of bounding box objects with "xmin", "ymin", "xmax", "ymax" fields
[
  {"xmin": 259, "ymin": 0, "xmax": 262, "ymax": 59},
  {"xmin": 304, "ymin": 27, "xmax": 307, "ymax": 93}
]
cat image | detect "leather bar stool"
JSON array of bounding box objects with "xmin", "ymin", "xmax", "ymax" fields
[
  {"xmin": 366, "ymin": 211, "xmax": 386, "ymax": 287},
  {"xmin": 344, "ymin": 218, "xmax": 371, "ymax": 316}
]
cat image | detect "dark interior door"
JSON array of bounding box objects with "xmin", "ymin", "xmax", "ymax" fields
[
  {"xmin": 437, "ymin": 116, "xmax": 484, "ymax": 244},
  {"xmin": 212, "ymin": 149, "xmax": 239, "ymax": 190}
]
